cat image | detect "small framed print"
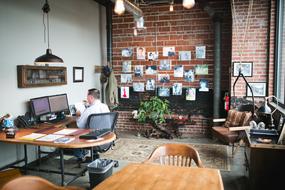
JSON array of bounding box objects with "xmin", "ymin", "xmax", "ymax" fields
[
  {"xmin": 233, "ymin": 62, "xmax": 253, "ymax": 77},
  {"xmin": 73, "ymin": 67, "xmax": 84, "ymax": 82},
  {"xmin": 246, "ymin": 82, "xmax": 266, "ymax": 97}
]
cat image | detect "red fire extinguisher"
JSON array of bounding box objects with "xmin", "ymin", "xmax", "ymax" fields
[{"xmin": 224, "ymin": 93, "xmax": 230, "ymax": 111}]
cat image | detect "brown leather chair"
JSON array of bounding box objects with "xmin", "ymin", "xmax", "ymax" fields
[
  {"xmin": 144, "ymin": 143, "xmax": 203, "ymax": 167},
  {"xmin": 1, "ymin": 176, "xmax": 83, "ymax": 190},
  {"xmin": 212, "ymin": 107, "xmax": 253, "ymax": 155}
]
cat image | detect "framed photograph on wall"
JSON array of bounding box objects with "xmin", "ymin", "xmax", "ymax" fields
[
  {"xmin": 233, "ymin": 62, "xmax": 253, "ymax": 77},
  {"xmin": 73, "ymin": 67, "xmax": 84, "ymax": 82},
  {"xmin": 246, "ymin": 82, "xmax": 266, "ymax": 97}
]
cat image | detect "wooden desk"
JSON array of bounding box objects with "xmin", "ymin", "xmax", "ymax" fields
[
  {"xmin": 0, "ymin": 122, "xmax": 116, "ymax": 186},
  {"xmin": 93, "ymin": 163, "xmax": 224, "ymax": 190}
]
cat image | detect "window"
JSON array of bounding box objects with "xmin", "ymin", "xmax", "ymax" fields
[{"xmin": 275, "ymin": 0, "xmax": 285, "ymax": 105}]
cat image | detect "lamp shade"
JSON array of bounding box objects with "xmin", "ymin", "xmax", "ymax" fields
[
  {"xmin": 34, "ymin": 49, "xmax": 63, "ymax": 64},
  {"xmin": 183, "ymin": 0, "xmax": 195, "ymax": 9},
  {"xmin": 114, "ymin": 0, "xmax": 125, "ymax": 15}
]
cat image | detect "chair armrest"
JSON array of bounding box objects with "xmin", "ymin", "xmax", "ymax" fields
[
  {"xmin": 228, "ymin": 126, "xmax": 251, "ymax": 131},
  {"xmin": 213, "ymin": 118, "xmax": 226, "ymax": 123}
]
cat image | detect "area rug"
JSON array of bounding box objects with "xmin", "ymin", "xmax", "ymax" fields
[{"xmin": 101, "ymin": 137, "xmax": 231, "ymax": 171}]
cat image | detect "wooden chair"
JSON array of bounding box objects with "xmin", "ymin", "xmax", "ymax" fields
[
  {"xmin": 1, "ymin": 176, "xmax": 84, "ymax": 190},
  {"xmin": 144, "ymin": 143, "xmax": 203, "ymax": 167}
]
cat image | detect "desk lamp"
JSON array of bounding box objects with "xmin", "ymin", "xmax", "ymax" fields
[{"xmin": 257, "ymin": 96, "xmax": 278, "ymax": 129}]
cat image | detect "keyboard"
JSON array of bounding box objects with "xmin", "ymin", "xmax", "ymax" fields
[
  {"xmin": 79, "ymin": 129, "xmax": 111, "ymax": 140},
  {"xmin": 250, "ymin": 129, "xmax": 278, "ymax": 136}
]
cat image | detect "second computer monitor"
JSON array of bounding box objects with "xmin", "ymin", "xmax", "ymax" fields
[
  {"xmin": 30, "ymin": 96, "xmax": 50, "ymax": 117},
  {"xmin": 48, "ymin": 94, "xmax": 69, "ymax": 114}
]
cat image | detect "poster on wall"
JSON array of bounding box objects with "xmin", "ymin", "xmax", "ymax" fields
[
  {"xmin": 172, "ymin": 83, "xmax": 183, "ymax": 95},
  {"xmin": 137, "ymin": 47, "xmax": 146, "ymax": 60},
  {"xmin": 184, "ymin": 69, "xmax": 195, "ymax": 82},
  {"xmin": 146, "ymin": 79, "xmax": 155, "ymax": 91},
  {"xmin": 158, "ymin": 87, "xmax": 170, "ymax": 97},
  {"xmin": 120, "ymin": 87, "xmax": 129, "ymax": 99},
  {"xmin": 122, "ymin": 48, "xmax": 133, "ymax": 57},
  {"xmin": 174, "ymin": 65, "xmax": 184, "ymax": 77},
  {"xmin": 246, "ymin": 82, "xmax": 266, "ymax": 97},
  {"xmin": 122, "ymin": 61, "xmax": 132, "ymax": 73},
  {"xmin": 159, "ymin": 60, "xmax": 171, "ymax": 70},
  {"xmin": 199, "ymin": 79, "xmax": 209, "ymax": 92},
  {"xmin": 179, "ymin": 51, "xmax": 191, "ymax": 61},
  {"xmin": 148, "ymin": 52, "xmax": 158, "ymax": 61},
  {"xmin": 163, "ymin": 47, "xmax": 175, "ymax": 57},
  {"xmin": 145, "ymin": 65, "xmax": 157, "ymax": 75},
  {"xmin": 158, "ymin": 74, "xmax": 170, "ymax": 83},
  {"xmin": 133, "ymin": 82, "xmax": 145, "ymax": 92},
  {"xmin": 196, "ymin": 45, "xmax": 206, "ymax": 59},
  {"xmin": 195, "ymin": 64, "xmax": 208, "ymax": 75},
  {"xmin": 186, "ymin": 88, "xmax": 196, "ymax": 101},
  {"xmin": 134, "ymin": 65, "xmax": 144, "ymax": 77},
  {"xmin": 121, "ymin": 74, "xmax": 132, "ymax": 83}
]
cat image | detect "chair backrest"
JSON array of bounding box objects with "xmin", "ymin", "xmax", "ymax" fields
[
  {"xmin": 87, "ymin": 112, "xmax": 118, "ymax": 131},
  {"xmin": 1, "ymin": 176, "xmax": 83, "ymax": 190},
  {"xmin": 144, "ymin": 143, "xmax": 203, "ymax": 167}
]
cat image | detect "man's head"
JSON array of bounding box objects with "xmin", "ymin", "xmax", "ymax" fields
[{"xmin": 87, "ymin": 88, "xmax": 100, "ymax": 104}]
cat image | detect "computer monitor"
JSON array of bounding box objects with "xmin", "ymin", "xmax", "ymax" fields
[
  {"xmin": 48, "ymin": 93, "xmax": 70, "ymax": 114},
  {"xmin": 30, "ymin": 96, "xmax": 50, "ymax": 117}
]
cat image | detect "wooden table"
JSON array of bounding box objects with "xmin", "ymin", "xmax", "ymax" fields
[
  {"xmin": 93, "ymin": 163, "xmax": 224, "ymax": 190},
  {"xmin": 0, "ymin": 118, "xmax": 116, "ymax": 186}
]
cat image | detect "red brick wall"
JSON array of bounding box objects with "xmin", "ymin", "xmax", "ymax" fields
[
  {"xmin": 111, "ymin": 1, "xmax": 232, "ymax": 136},
  {"xmin": 231, "ymin": 0, "xmax": 275, "ymax": 100}
]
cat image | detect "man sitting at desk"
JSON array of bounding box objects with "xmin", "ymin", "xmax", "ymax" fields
[{"xmin": 75, "ymin": 88, "xmax": 110, "ymax": 161}]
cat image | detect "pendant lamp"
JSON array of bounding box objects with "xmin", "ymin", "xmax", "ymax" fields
[
  {"xmin": 34, "ymin": 0, "xmax": 63, "ymax": 65},
  {"xmin": 183, "ymin": 0, "xmax": 195, "ymax": 9}
]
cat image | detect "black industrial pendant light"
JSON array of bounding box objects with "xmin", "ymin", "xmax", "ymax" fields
[{"xmin": 34, "ymin": 0, "xmax": 63, "ymax": 65}]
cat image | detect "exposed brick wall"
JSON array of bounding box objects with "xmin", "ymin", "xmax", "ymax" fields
[
  {"xmin": 231, "ymin": 0, "xmax": 275, "ymax": 101},
  {"xmin": 112, "ymin": 1, "xmax": 232, "ymax": 136}
]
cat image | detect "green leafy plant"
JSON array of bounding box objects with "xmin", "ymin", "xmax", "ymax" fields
[{"xmin": 137, "ymin": 96, "xmax": 171, "ymax": 126}]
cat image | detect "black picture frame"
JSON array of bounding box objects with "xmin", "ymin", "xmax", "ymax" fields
[
  {"xmin": 233, "ymin": 62, "xmax": 253, "ymax": 77},
  {"xmin": 73, "ymin": 67, "xmax": 84, "ymax": 82},
  {"xmin": 246, "ymin": 82, "xmax": 266, "ymax": 97}
]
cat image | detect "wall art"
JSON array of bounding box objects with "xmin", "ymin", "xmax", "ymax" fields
[
  {"xmin": 196, "ymin": 45, "xmax": 206, "ymax": 59},
  {"xmin": 134, "ymin": 65, "xmax": 144, "ymax": 77},
  {"xmin": 172, "ymin": 83, "xmax": 182, "ymax": 95},
  {"xmin": 159, "ymin": 60, "xmax": 171, "ymax": 70},
  {"xmin": 163, "ymin": 46, "xmax": 175, "ymax": 57},
  {"xmin": 122, "ymin": 61, "xmax": 132, "ymax": 73},
  {"xmin": 184, "ymin": 69, "xmax": 195, "ymax": 82},
  {"xmin": 158, "ymin": 87, "xmax": 170, "ymax": 97},
  {"xmin": 246, "ymin": 82, "xmax": 266, "ymax": 97},
  {"xmin": 122, "ymin": 48, "xmax": 133, "ymax": 57},
  {"xmin": 147, "ymin": 52, "xmax": 158, "ymax": 61},
  {"xmin": 146, "ymin": 79, "xmax": 155, "ymax": 91},
  {"xmin": 195, "ymin": 64, "xmax": 208, "ymax": 75},
  {"xmin": 199, "ymin": 79, "xmax": 209, "ymax": 92},
  {"xmin": 120, "ymin": 87, "xmax": 129, "ymax": 99},
  {"xmin": 174, "ymin": 65, "xmax": 184, "ymax": 77},
  {"xmin": 136, "ymin": 47, "xmax": 146, "ymax": 60},
  {"xmin": 179, "ymin": 51, "xmax": 191, "ymax": 61},
  {"xmin": 186, "ymin": 88, "xmax": 196, "ymax": 101},
  {"xmin": 158, "ymin": 74, "xmax": 170, "ymax": 83},
  {"xmin": 145, "ymin": 65, "xmax": 157, "ymax": 75},
  {"xmin": 133, "ymin": 82, "xmax": 145, "ymax": 92},
  {"xmin": 121, "ymin": 74, "xmax": 132, "ymax": 83},
  {"xmin": 233, "ymin": 62, "xmax": 253, "ymax": 77}
]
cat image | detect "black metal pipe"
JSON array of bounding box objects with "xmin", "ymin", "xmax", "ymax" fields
[{"xmin": 213, "ymin": 16, "xmax": 222, "ymax": 118}]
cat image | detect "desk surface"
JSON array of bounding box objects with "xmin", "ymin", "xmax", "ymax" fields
[
  {"xmin": 0, "ymin": 126, "xmax": 116, "ymax": 149},
  {"xmin": 93, "ymin": 163, "xmax": 224, "ymax": 190}
]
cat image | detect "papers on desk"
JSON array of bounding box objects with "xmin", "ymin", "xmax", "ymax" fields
[
  {"xmin": 53, "ymin": 129, "xmax": 78, "ymax": 135},
  {"xmin": 35, "ymin": 134, "xmax": 64, "ymax": 142},
  {"xmin": 19, "ymin": 133, "xmax": 46, "ymax": 141},
  {"xmin": 54, "ymin": 137, "xmax": 75, "ymax": 144}
]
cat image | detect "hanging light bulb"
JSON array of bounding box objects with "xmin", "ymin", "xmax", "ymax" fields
[
  {"xmin": 169, "ymin": 4, "xmax": 174, "ymax": 12},
  {"xmin": 133, "ymin": 28, "xmax": 138, "ymax": 36},
  {"xmin": 114, "ymin": 0, "xmax": 125, "ymax": 15},
  {"xmin": 183, "ymin": 0, "xmax": 195, "ymax": 9},
  {"xmin": 34, "ymin": 0, "xmax": 63, "ymax": 65}
]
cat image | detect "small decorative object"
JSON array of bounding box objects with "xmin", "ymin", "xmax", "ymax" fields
[
  {"xmin": 186, "ymin": 88, "xmax": 196, "ymax": 101},
  {"xmin": 159, "ymin": 60, "xmax": 171, "ymax": 70},
  {"xmin": 122, "ymin": 61, "xmax": 132, "ymax": 73},
  {"xmin": 163, "ymin": 47, "xmax": 175, "ymax": 57},
  {"xmin": 158, "ymin": 87, "xmax": 170, "ymax": 97},
  {"xmin": 147, "ymin": 52, "xmax": 158, "ymax": 61},
  {"xmin": 73, "ymin": 67, "xmax": 84, "ymax": 82},
  {"xmin": 120, "ymin": 87, "xmax": 130, "ymax": 99},
  {"xmin": 122, "ymin": 48, "xmax": 133, "ymax": 57},
  {"xmin": 1, "ymin": 114, "xmax": 16, "ymax": 138},
  {"xmin": 195, "ymin": 45, "xmax": 206, "ymax": 59},
  {"xmin": 136, "ymin": 47, "xmax": 146, "ymax": 60},
  {"xmin": 184, "ymin": 69, "xmax": 195, "ymax": 82},
  {"xmin": 172, "ymin": 83, "xmax": 182, "ymax": 95},
  {"xmin": 174, "ymin": 65, "xmax": 184, "ymax": 77},
  {"xmin": 146, "ymin": 79, "xmax": 155, "ymax": 91},
  {"xmin": 145, "ymin": 66, "xmax": 157, "ymax": 75},
  {"xmin": 246, "ymin": 82, "xmax": 266, "ymax": 97},
  {"xmin": 199, "ymin": 79, "xmax": 209, "ymax": 92},
  {"xmin": 233, "ymin": 62, "xmax": 253, "ymax": 77},
  {"xmin": 195, "ymin": 64, "xmax": 208, "ymax": 75},
  {"xmin": 158, "ymin": 74, "xmax": 170, "ymax": 83},
  {"xmin": 133, "ymin": 82, "xmax": 145, "ymax": 92},
  {"xmin": 179, "ymin": 51, "xmax": 191, "ymax": 61}
]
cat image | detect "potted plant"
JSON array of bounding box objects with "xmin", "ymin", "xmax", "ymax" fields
[{"xmin": 137, "ymin": 96, "xmax": 171, "ymax": 138}]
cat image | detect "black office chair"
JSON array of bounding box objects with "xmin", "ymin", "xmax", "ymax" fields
[{"xmin": 86, "ymin": 112, "xmax": 119, "ymax": 166}]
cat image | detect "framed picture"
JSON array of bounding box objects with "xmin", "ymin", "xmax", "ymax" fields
[
  {"xmin": 196, "ymin": 45, "xmax": 206, "ymax": 59},
  {"xmin": 195, "ymin": 64, "xmax": 208, "ymax": 75},
  {"xmin": 73, "ymin": 67, "xmax": 84, "ymax": 82},
  {"xmin": 233, "ymin": 62, "xmax": 253, "ymax": 77},
  {"xmin": 247, "ymin": 82, "xmax": 266, "ymax": 97},
  {"xmin": 179, "ymin": 51, "xmax": 191, "ymax": 61}
]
